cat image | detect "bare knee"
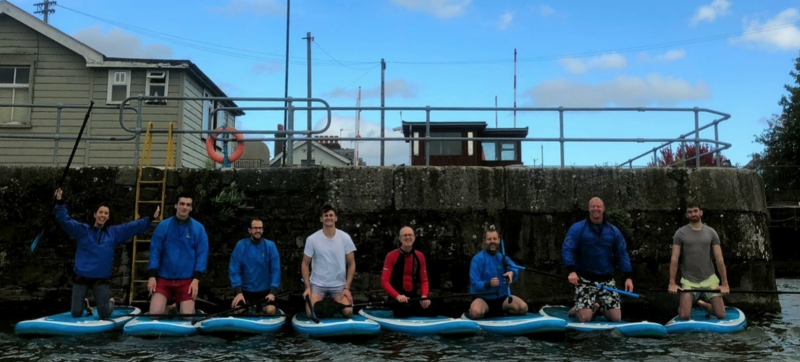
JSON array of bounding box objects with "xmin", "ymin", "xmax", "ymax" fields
[
  {"xmin": 342, "ymin": 307, "xmax": 353, "ymax": 318},
  {"xmin": 264, "ymin": 305, "xmax": 277, "ymax": 315},
  {"xmin": 576, "ymin": 310, "xmax": 593, "ymax": 323},
  {"xmin": 469, "ymin": 305, "xmax": 484, "ymax": 319}
]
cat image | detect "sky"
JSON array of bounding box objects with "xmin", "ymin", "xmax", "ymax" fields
[{"xmin": 8, "ymin": 0, "xmax": 800, "ymax": 167}]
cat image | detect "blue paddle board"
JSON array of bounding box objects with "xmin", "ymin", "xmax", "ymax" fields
[
  {"xmin": 291, "ymin": 314, "xmax": 380, "ymax": 338},
  {"xmin": 540, "ymin": 305, "xmax": 667, "ymax": 338},
  {"xmin": 359, "ymin": 309, "xmax": 480, "ymax": 335},
  {"xmin": 123, "ymin": 311, "xmax": 205, "ymax": 337},
  {"xmin": 665, "ymin": 306, "xmax": 746, "ymax": 334},
  {"xmin": 459, "ymin": 312, "xmax": 567, "ymax": 336},
  {"xmin": 198, "ymin": 309, "xmax": 287, "ymax": 334},
  {"xmin": 15, "ymin": 306, "xmax": 140, "ymax": 336}
]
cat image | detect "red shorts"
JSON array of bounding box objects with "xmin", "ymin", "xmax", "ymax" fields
[{"xmin": 154, "ymin": 278, "xmax": 193, "ymax": 304}]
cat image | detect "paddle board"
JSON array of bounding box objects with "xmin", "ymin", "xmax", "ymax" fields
[
  {"xmin": 15, "ymin": 306, "xmax": 140, "ymax": 336},
  {"xmin": 197, "ymin": 309, "xmax": 287, "ymax": 334},
  {"xmin": 665, "ymin": 306, "xmax": 747, "ymax": 334},
  {"xmin": 360, "ymin": 309, "xmax": 480, "ymax": 335},
  {"xmin": 291, "ymin": 314, "xmax": 380, "ymax": 338},
  {"xmin": 540, "ymin": 305, "xmax": 667, "ymax": 338},
  {"xmin": 459, "ymin": 312, "xmax": 567, "ymax": 336},
  {"xmin": 123, "ymin": 311, "xmax": 205, "ymax": 337}
]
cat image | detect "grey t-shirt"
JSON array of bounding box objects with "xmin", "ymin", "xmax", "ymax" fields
[
  {"xmin": 672, "ymin": 224, "xmax": 720, "ymax": 283},
  {"xmin": 304, "ymin": 229, "xmax": 357, "ymax": 288}
]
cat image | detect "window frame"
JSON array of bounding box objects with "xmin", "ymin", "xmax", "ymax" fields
[
  {"xmin": 481, "ymin": 141, "xmax": 517, "ymax": 162},
  {"xmin": 0, "ymin": 65, "xmax": 32, "ymax": 126},
  {"xmin": 106, "ymin": 69, "xmax": 131, "ymax": 105},
  {"xmin": 429, "ymin": 131, "xmax": 463, "ymax": 156},
  {"xmin": 145, "ymin": 70, "xmax": 169, "ymax": 104}
]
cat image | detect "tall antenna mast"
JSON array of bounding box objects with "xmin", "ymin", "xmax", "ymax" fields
[{"xmin": 513, "ymin": 48, "xmax": 517, "ymax": 128}]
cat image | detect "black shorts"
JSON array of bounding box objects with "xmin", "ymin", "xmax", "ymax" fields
[
  {"xmin": 241, "ymin": 290, "xmax": 275, "ymax": 305},
  {"xmin": 477, "ymin": 297, "xmax": 508, "ymax": 318}
]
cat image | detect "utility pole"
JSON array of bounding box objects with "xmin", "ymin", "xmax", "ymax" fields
[
  {"xmin": 281, "ymin": 0, "xmax": 291, "ymax": 166},
  {"xmin": 303, "ymin": 32, "xmax": 314, "ymax": 165},
  {"xmin": 34, "ymin": 0, "xmax": 56, "ymax": 24},
  {"xmin": 380, "ymin": 58, "xmax": 386, "ymax": 166}
]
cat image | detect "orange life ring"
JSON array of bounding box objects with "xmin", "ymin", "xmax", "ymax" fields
[{"xmin": 206, "ymin": 126, "xmax": 245, "ymax": 163}]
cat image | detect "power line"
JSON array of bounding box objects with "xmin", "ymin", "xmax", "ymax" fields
[{"xmin": 313, "ymin": 40, "xmax": 377, "ymax": 71}]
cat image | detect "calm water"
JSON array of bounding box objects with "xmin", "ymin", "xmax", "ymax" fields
[{"xmin": 2, "ymin": 279, "xmax": 800, "ymax": 362}]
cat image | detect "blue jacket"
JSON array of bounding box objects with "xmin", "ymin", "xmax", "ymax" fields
[
  {"xmin": 562, "ymin": 219, "xmax": 633, "ymax": 281},
  {"xmin": 54, "ymin": 204, "xmax": 151, "ymax": 279},
  {"xmin": 469, "ymin": 249, "xmax": 520, "ymax": 297},
  {"xmin": 148, "ymin": 216, "xmax": 209, "ymax": 280},
  {"xmin": 229, "ymin": 238, "xmax": 281, "ymax": 294}
]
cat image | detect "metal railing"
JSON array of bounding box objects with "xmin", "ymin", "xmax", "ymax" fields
[{"xmin": 1, "ymin": 96, "xmax": 732, "ymax": 168}]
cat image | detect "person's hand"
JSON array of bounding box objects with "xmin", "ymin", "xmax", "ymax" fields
[
  {"xmin": 266, "ymin": 294, "xmax": 275, "ymax": 303},
  {"xmin": 668, "ymin": 282, "xmax": 682, "ymax": 294},
  {"xmin": 343, "ymin": 288, "xmax": 353, "ymax": 304},
  {"xmin": 490, "ymin": 277, "xmax": 500, "ymax": 287},
  {"xmin": 717, "ymin": 284, "xmax": 730, "ymax": 295},
  {"xmin": 54, "ymin": 188, "xmax": 63, "ymax": 200},
  {"xmin": 396, "ymin": 295, "xmax": 408, "ymax": 303},
  {"xmin": 303, "ymin": 287, "xmax": 311, "ymax": 299},
  {"xmin": 147, "ymin": 277, "xmax": 157, "ymax": 295},
  {"xmin": 420, "ymin": 298, "xmax": 431, "ymax": 309},
  {"xmin": 231, "ymin": 293, "xmax": 245, "ymax": 308},
  {"xmin": 503, "ymin": 271, "xmax": 514, "ymax": 285},
  {"xmin": 189, "ymin": 279, "xmax": 199, "ymax": 300},
  {"xmin": 153, "ymin": 206, "xmax": 160, "ymax": 219},
  {"xmin": 568, "ymin": 272, "xmax": 579, "ymax": 285},
  {"xmin": 625, "ymin": 279, "xmax": 634, "ymax": 293}
]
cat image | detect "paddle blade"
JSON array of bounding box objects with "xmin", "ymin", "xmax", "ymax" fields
[
  {"xmin": 314, "ymin": 299, "xmax": 346, "ymax": 319},
  {"xmin": 30, "ymin": 230, "xmax": 44, "ymax": 252}
]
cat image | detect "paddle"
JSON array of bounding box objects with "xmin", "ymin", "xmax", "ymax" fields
[
  {"xmin": 647, "ymin": 288, "xmax": 800, "ymax": 295},
  {"xmin": 313, "ymin": 291, "xmax": 499, "ymax": 318},
  {"xmin": 31, "ymin": 101, "xmax": 95, "ymax": 252},
  {"xmin": 500, "ymin": 239, "xmax": 513, "ymax": 304},
  {"xmin": 191, "ymin": 289, "xmax": 298, "ymax": 325},
  {"xmin": 305, "ymin": 295, "xmax": 320, "ymax": 323},
  {"xmin": 520, "ymin": 267, "xmax": 644, "ymax": 299}
]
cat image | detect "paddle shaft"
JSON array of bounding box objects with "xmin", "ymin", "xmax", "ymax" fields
[
  {"xmin": 668, "ymin": 289, "xmax": 800, "ymax": 295},
  {"xmin": 521, "ymin": 267, "xmax": 642, "ymax": 298},
  {"xmin": 31, "ymin": 101, "xmax": 95, "ymax": 252},
  {"xmin": 342, "ymin": 291, "xmax": 498, "ymax": 308},
  {"xmin": 191, "ymin": 290, "xmax": 297, "ymax": 324},
  {"xmin": 500, "ymin": 239, "xmax": 513, "ymax": 304}
]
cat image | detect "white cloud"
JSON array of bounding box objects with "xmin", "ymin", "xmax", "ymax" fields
[
  {"xmin": 497, "ymin": 12, "xmax": 514, "ymax": 30},
  {"xmin": 391, "ymin": 0, "xmax": 472, "ymax": 19},
  {"xmin": 250, "ymin": 62, "xmax": 282, "ymax": 75},
  {"xmin": 326, "ymin": 79, "xmax": 419, "ymax": 99},
  {"xmin": 533, "ymin": 5, "xmax": 555, "ymax": 17},
  {"xmin": 208, "ymin": 0, "xmax": 284, "ymax": 17},
  {"xmin": 525, "ymin": 74, "xmax": 712, "ymax": 107},
  {"xmin": 313, "ymin": 115, "xmax": 408, "ymax": 166},
  {"xmin": 638, "ymin": 49, "xmax": 687, "ymax": 62},
  {"xmin": 559, "ymin": 53, "xmax": 627, "ymax": 74},
  {"xmin": 735, "ymin": 8, "xmax": 800, "ymax": 50},
  {"xmin": 72, "ymin": 26, "xmax": 174, "ymax": 59},
  {"xmin": 690, "ymin": 0, "xmax": 731, "ymax": 26}
]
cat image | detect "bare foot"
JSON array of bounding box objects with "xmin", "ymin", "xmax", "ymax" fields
[
  {"xmin": 166, "ymin": 303, "xmax": 177, "ymax": 315},
  {"xmin": 84, "ymin": 298, "xmax": 94, "ymax": 316},
  {"xmin": 567, "ymin": 306, "xmax": 577, "ymax": 317}
]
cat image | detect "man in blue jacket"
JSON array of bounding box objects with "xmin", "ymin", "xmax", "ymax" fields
[
  {"xmin": 468, "ymin": 229, "xmax": 528, "ymax": 319},
  {"xmin": 229, "ymin": 219, "xmax": 281, "ymax": 315},
  {"xmin": 562, "ymin": 197, "xmax": 633, "ymax": 323},
  {"xmin": 148, "ymin": 193, "xmax": 209, "ymax": 316}
]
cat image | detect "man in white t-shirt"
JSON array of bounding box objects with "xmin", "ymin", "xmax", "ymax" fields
[{"xmin": 302, "ymin": 204, "xmax": 357, "ymax": 318}]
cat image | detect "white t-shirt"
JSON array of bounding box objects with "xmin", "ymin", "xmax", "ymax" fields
[{"xmin": 304, "ymin": 229, "xmax": 357, "ymax": 288}]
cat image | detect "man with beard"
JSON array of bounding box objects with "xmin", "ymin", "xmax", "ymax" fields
[
  {"xmin": 229, "ymin": 219, "xmax": 281, "ymax": 315},
  {"xmin": 562, "ymin": 197, "xmax": 633, "ymax": 322},
  {"xmin": 668, "ymin": 202, "xmax": 730, "ymax": 319},
  {"xmin": 467, "ymin": 228, "xmax": 528, "ymax": 319}
]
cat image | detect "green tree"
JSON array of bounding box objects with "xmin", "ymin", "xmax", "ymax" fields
[
  {"xmin": 755, "ymin": 51, "xmax": 800, "ymax": 190},
  {"xmin": 755, "ymin": 52, "xmax": 800, "ymax": 167}
]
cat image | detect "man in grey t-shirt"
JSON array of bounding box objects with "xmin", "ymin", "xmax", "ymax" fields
[
  {"xmin": 668, "ymin": 202, "xmax": 730, "ymax": 319},
  {"xmin": 301, "ymin": 204, "xmax": 357, "ymax": 318}
]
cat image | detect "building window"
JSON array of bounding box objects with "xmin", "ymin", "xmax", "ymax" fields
[
  {"xmin": 145, "ymin": 71, "xmax": 168, "ymax": 104},
  {"xmin": 467, "ymin": 132, "xmax": 474, "ymax": 156},
  {"xmin": 0, "ymin": 66, "xmax": 31, "ymax": 125},
  {"xmin": 482, "ymin": 141, "xmax": 517, "ymax": 161},
  {"xmin": 413, "ymin": 131, "xmax": 419, "ymax": 156},
  {"xmin": 107, "ymin": 70, "xmax": 131, "ymax": 104},
  {"xmin": 429, "ymin": 132, "xmax": 462, "ymax": 156}
]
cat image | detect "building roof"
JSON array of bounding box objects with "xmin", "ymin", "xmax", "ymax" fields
[
  {"xmin": 0, "ymin": 1, "xmax": 241, "ymax": 114},
  {"xmin": 269, "ymin": 140, "xmax": 354, "ymax": 166}
]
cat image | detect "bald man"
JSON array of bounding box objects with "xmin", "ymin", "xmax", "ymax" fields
[
  {"xmin": 380, "ymin": 226, "xmax": 436, "ymax": 318},
  {"xmin": 562, "ymin": 197, "xmax": 634, "ymax": 323}
]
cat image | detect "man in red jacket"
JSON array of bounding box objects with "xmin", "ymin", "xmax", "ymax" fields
[{"xmin": 381, "ymin": 226, "xmax": 436, "ymax": 318}]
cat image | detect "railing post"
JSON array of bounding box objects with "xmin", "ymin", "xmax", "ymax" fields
[
  {"xmin": 425, "ymin": 106, "xmax": 431, "ymax": 166},
  {"xmin": 714, "ymin": 122, "xmax": 720, "ymax": 167},
  {"xmin": 53, "ymin": 104, "xmax": 62, "ymax": 166},
  {"xmin": 134, "ymin": 96, "xmax": 144, "ymax": 168},
  {"xmin": 652, "ymin": 149, "xmax": 657, "ymax": 167},
  {"xmin": 286, "ymin": 100, "xmax": 294, "ymax": 167},
  {"xmin": 694, "ymin": 107, "xmax": 700, "ymax": 168},
  {"xmin": 559, "ymin": 107, "xmax": 565, "ymax": 168}
]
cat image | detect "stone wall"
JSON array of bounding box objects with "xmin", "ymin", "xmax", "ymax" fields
[{"xmin": 0, "ymin": 166, "xmax": 778, "ymax": 317}]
